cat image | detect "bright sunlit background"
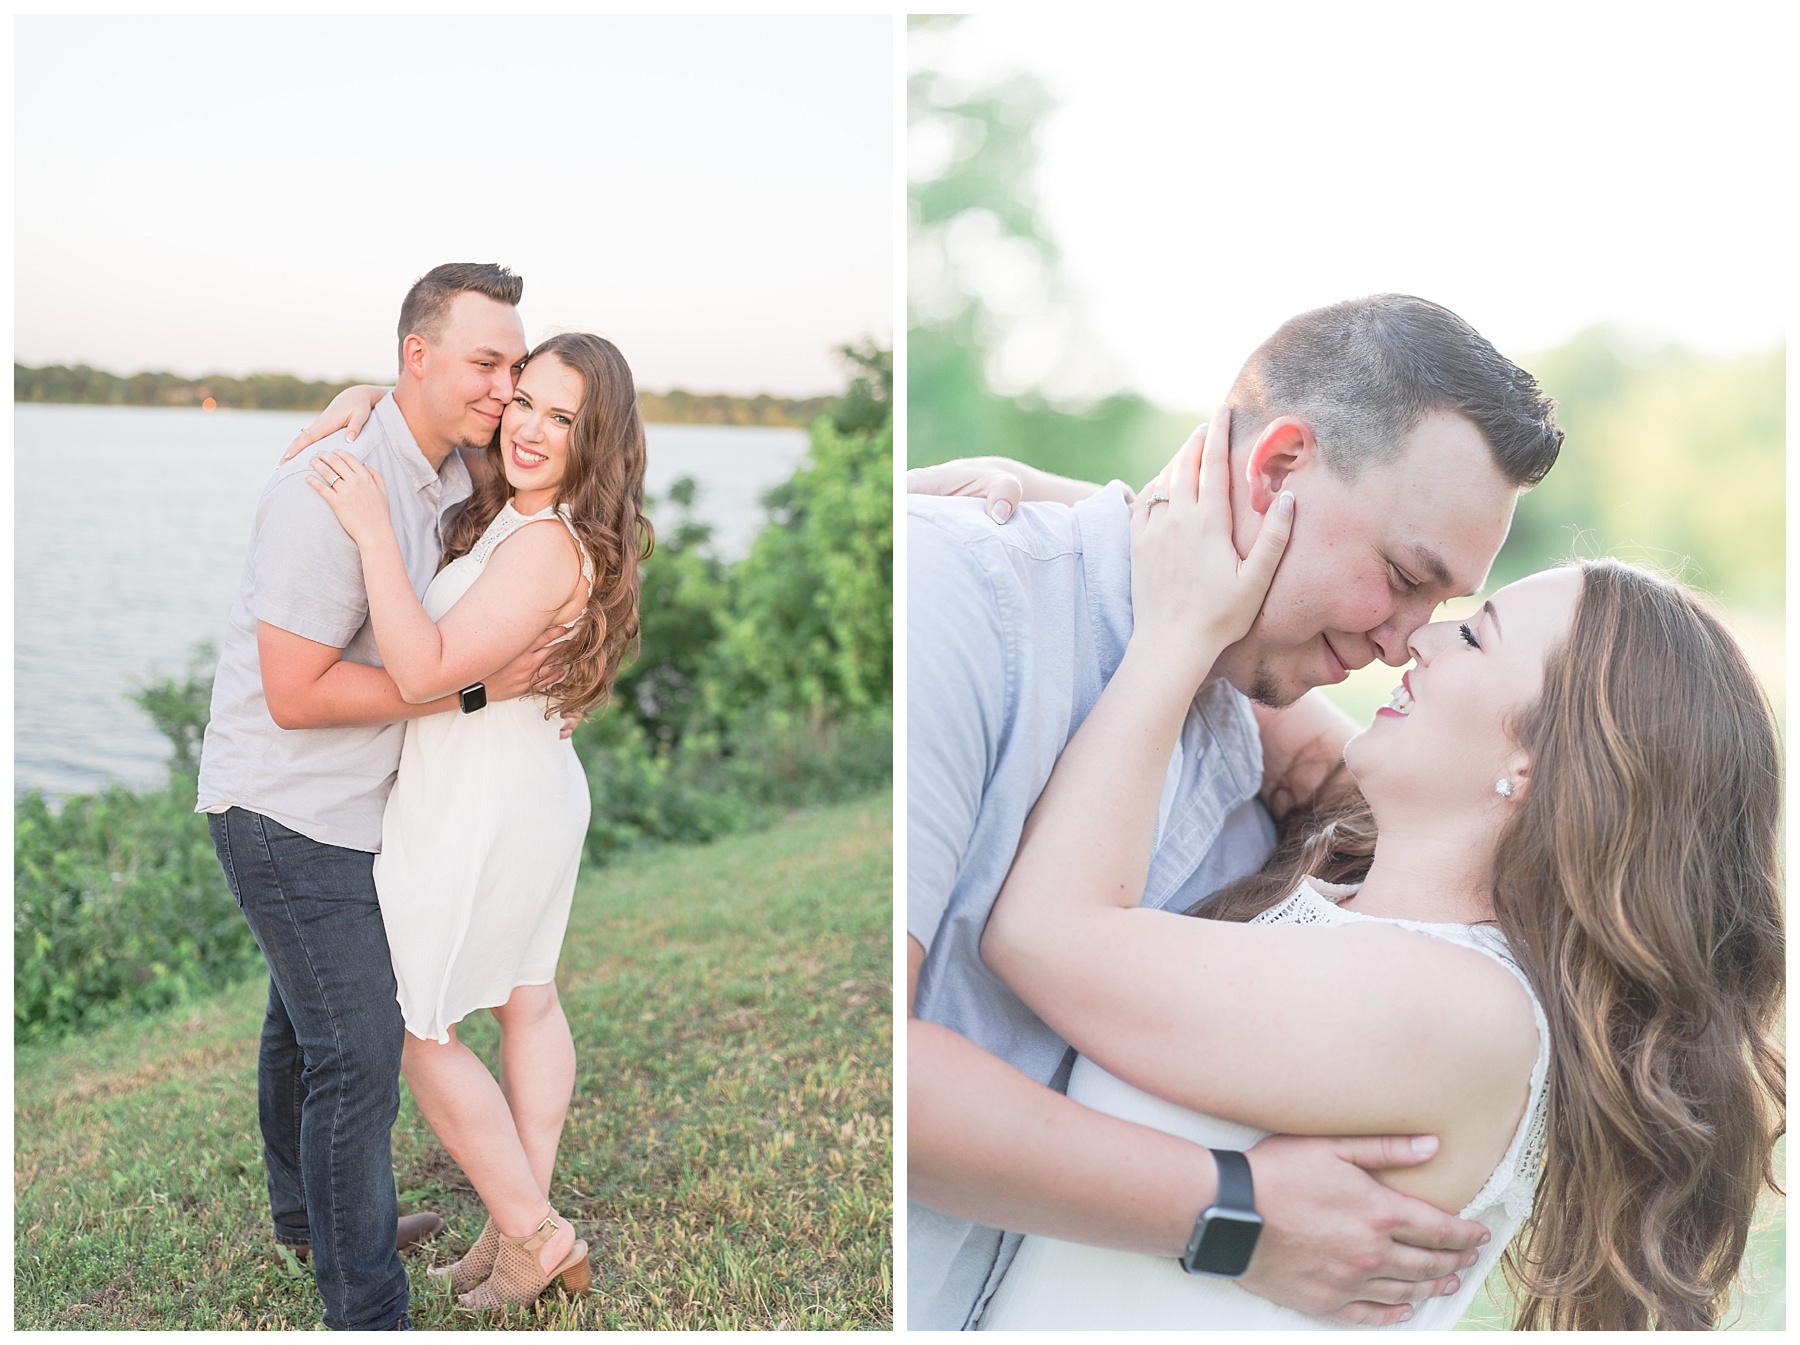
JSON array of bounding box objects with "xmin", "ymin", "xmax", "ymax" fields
[
  {"xmin": 911, "ymin": 7, "xmax": 1784, "ymax": 408},
  {"xmin": 17, "ymin": 13, "xmax": 891, "ymax": 395}
]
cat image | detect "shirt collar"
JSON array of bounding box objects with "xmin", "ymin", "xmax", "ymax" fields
[{"xmin": 373, "ymin": 393, "xmax": 472, "ymax": 508}]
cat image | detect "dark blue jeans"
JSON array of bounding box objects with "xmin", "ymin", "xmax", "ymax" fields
[{"xmin": 209, "ymin": 808, "xmax": 410, "ymax": 1331}]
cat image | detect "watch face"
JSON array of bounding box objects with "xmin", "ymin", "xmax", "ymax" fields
[{"xmin": 1193, "ymin": 1210, "xmax": 1262, "ymax": 1277}]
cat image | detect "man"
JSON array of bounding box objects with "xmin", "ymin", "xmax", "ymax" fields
[
  {"xmin": 907, "ymin": 295, "xmax": 1564, "ymax": 1329},
  {"xmin": 196, "ymin": 263, "xmax": 553, "ymax": 1330}
]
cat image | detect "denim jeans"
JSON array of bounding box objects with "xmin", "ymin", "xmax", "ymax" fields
[{"xmin": 209, "ymin": 808, "xmax": 410, "ymax": 1331}]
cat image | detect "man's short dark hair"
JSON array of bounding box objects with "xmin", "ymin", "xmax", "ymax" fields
[
  {"xmin": 1229, "ymin": 295, "xmax": 1563, "ymax": 488},
  {"xmin": 396, "ymin": 263, "xmax": 524, "ymax": 368}
]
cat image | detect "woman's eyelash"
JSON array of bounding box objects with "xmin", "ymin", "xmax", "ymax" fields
[{"xmin": 1459, "ymin": 622, "xmax": 1481, "ymax": 650}]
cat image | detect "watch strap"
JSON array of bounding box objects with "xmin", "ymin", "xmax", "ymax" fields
[{"xmin": 1211, "ymin": 1146, "xmax": 1255, "ymax": 1213}]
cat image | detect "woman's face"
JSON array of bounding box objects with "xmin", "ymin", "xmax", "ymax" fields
[
  {"xmin": 1343, "ymin": 567, "xmax": 1583, "ymax": 810},
  {"xmin": 500, "ymin": 355, "xmax": 584, "ymax": 502}
]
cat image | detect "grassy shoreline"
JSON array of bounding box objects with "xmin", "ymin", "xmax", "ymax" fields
[{"xmin": 16, "ymin": 794, "xmax": 893, "ymax": 1330}]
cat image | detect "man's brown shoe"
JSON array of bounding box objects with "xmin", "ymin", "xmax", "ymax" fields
[{"xmin": 286, "ymin": 1211, "xmax": 447, "ymax": 1262}]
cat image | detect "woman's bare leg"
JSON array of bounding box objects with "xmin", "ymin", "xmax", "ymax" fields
[
  {"xmin": 490, "ymin": 981, "xmax": 577, "ymax": 1198},
  {"xmin": 402, "ymin": 1023, "xmax": 575, "ymax": 1273}
]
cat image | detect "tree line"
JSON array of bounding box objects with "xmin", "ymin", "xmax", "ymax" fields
[{"xmin": 14, "ymin": 362, "xmax": 831, "ymax": 428}]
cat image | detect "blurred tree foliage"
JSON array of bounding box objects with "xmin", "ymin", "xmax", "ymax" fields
[
  {"xmin": 908, "ymin": 22, "xmax": 1783, "ymax": 610},
  {"xmin": 15, "ymin": 362, "xmax": 830, "ymax": 427},
  {"xmin": 14, "ymin": 364, "xmax": 366, "ymax": 412},
  {"xmin": 1497, "ymin": 332, "xmax": 1783, "ymax": 608},
  {"xmin": 636, "ymin": 388, "xmax": 831, "ymax": 428},
  {"xmin": 908, "ymin": 20, "xmax": 1190, "ymax": 488}
]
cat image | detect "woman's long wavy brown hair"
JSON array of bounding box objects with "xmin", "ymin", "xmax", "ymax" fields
[
  {"xmin": 1197, "ymin": 560, "xmax": 1785, "ymax": 1329},
  {"xmin": 443, "ymin": 332, "xmax": 654, "ymax": 721}
]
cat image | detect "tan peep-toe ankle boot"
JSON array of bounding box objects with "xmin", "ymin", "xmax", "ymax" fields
[
  {"xmin": 426, "ymin": 1217, "xmax": 500, "ymax": 1296},
  {"xmin": 456, "ymin": 1212, "xmax": 591, "ymax": 1311}
]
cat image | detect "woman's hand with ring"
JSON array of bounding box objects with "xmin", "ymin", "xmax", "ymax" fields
[
  {"xmin": 1127, "ymin": 407, "xmax": 1294, "ymax": 689},
  {"xmin": 306, "ymin": 449, "xmax": 393, "ymax": 547}
]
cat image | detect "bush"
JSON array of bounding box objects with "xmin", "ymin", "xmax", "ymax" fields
[
  {"xmin": 576, "ymin": 713, "xmax": 762, "ymax": 863},
  {"xmin": 14, "ymin": 773, "xmax": 257, "ymax": 1039}
]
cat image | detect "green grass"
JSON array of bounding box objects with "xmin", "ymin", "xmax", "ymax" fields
[{"xmin": 15, "ymin": 794, "xmax": 893, "ymax": 1330}]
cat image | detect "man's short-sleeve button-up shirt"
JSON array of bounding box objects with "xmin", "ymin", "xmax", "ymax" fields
[{"xmin": 196, "ymin": 394, "xmax": 472, "ymax": 852}]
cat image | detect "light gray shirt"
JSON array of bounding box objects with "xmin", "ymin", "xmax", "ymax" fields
[
  {"xmin": 906, "ymin": 485, "xmax": 1276, "ymax": 1330},
  {"xmin": 196, "ymin": 394, "xmax": 473, "ymax": 852}
]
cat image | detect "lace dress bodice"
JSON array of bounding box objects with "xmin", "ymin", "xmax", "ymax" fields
[{"xmin": 977, "ymin": 878, "xmax": 1551, "ymax": 1331}]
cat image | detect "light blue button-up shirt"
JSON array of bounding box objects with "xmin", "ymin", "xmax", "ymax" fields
[{"xmin": 907, "ymin": 484, "xmax": 1276, "ymax": 1330}]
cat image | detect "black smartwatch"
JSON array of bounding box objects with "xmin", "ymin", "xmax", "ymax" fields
[
  {"xmin": 458, "ymin": 682, "xmax": 487, "ymax": 714},
  {"xmin": 1178, "ymin": 1148, "xmax": 1262, "ymax": 1277}
]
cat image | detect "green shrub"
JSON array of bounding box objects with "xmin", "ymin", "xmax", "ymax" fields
[
  {"xmin": 575, "ymin": 714, "xmax": 763, "ymax": 864},
  {"xmin": 14, "ymin": 773, "xmax": 257, "ymax": 1039}
]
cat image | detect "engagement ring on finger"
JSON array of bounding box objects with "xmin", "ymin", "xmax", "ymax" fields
[{"xmin": 1146, "ymin": 492, "xmax": 1171, "ymax": 508}]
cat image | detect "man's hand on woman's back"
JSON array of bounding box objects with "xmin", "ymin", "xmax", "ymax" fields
[{"xmin": 1243, "ymin": 1132, "xmax": 1488, "ymax": 1326}]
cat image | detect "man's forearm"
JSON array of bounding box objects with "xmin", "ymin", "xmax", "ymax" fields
[
  {"xmin": 909, "ymin": 1016, "xmax": 1217, "ymax": 1254},
  {"xmin": 269, "ymin": 658, "xmax": 457, "ymax": 728}
]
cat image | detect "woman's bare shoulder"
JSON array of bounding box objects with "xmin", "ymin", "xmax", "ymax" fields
[
  {"xmin": 1333, "ymin": 919, "xmax": 1540, "ymax": 1088},
  {"xmin": 476, "ymin": 516, "xmax": 584, "ymax": 606},
  {"xmin": 1325, "ymin": 920, "xmax": 1542, "ymax": 1211}
]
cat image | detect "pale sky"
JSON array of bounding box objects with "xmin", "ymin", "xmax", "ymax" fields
[
  {"xmin": 911, "ymin": 6, "xmax": 1790, "ymax": 410},
  {"xmin": 17, "ymin": 14, "xmax": 892, "ymax": 396}
]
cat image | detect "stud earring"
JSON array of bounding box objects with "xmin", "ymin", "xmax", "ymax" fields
[{"xmin": 1495, "ymin": 779, "xmax": 1514, "ymax": 798}]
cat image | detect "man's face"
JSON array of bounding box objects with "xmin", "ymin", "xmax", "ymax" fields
[
  {"xmin": 1214, "ymin": 410, "xmax": 1519, "ymax": 708},
  {"xmin": 413, "ymin": 292, "xmax": 529, "ymax": 456}
]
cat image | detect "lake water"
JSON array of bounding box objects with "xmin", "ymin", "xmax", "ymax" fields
[{"xmin": 15, "ymin": 404, "xmax": 810, "ymax": 799}]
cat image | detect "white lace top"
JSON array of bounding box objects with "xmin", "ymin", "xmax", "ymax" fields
[
  {"xmin": 462, "ymin": 501, "xmax": 595, "ymax": 619},
  {"xmin": 977, "ymin": 878, "xmax": 1551, "ymax": 1332}
]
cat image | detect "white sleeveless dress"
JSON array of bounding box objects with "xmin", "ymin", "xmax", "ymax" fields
[
  {"xmin": 374, "ymin": 502, "xmax": 595, "ymax": 1044},
  {"xmin": 978, "ymin": 878, "xmax": 1551, "ymax": 1331}
]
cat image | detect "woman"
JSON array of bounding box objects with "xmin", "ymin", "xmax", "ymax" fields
[
  {"xmin": 302, "ymin": 333, "xmax": 652, "ymax": 1310},
  {"xmin": 938, "ymin": 424, "xmax": 1783, "ymax": 1329}
]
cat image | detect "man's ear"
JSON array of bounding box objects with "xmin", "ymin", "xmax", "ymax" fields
[
  {"xmin": 1244, "ymin": 416, "xmax": 1317, "ymax": 515},
  {"xmin": 400, "ymin": 333, "xmax": 430, "ymax": 383}
]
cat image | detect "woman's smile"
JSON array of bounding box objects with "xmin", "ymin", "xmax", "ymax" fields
[{"xmin": 1377, "ymin": 671, "xmax": 1415, "ymax": 719}]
